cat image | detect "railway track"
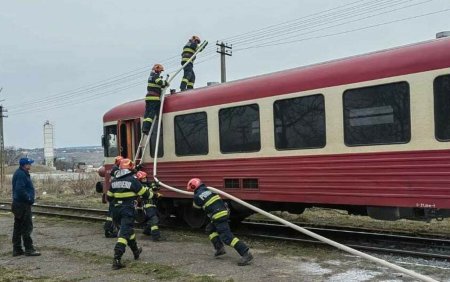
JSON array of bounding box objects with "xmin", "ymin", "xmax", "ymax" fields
[
  {"xmin": 0, "ymin": 201, "xmax": 107, "ymax": 221},
  {"xmin": 1, "ymin": 201, "xmax": 449, "ymax": 260}
]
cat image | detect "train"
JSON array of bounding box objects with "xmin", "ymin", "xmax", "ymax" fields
[{"xmin": 97, "ymin": 34, "xmax": 450, "ymax": 228}]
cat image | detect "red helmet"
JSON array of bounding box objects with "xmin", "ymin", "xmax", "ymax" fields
[
  {"xmin": 187, "ymin": 178, "xmax": 202, "ymax": 192},
  {"xmin": 119, "ymin": 158, "xmax": 134, "ymax": 170},
  {"xmin": 136, "ymin": 171, "xmax": 147, "ymax": 181},
  {"xmin": 191, "ymin": 35, "xmax": 201, "ymax": 44},
  {"xmin": 152, "ymin": 64, "xmax": 164, "ymax": 73},
  {"xmin": 114, "ymin": 156, "xmax": 124, "ymax": 166}
]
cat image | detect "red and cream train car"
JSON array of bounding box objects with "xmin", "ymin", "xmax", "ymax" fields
[{"xmin": 100, "ymin": 36, "xmax": 450, "ymax": 227}]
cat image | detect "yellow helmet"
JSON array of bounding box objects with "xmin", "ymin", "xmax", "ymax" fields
[{"xmin": 152, "ymin": 64, "xmax": 164, "ymax": 73}]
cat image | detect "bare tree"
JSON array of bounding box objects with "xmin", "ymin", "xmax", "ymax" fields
[{"xmin": 4, "ymin": 146, "xmax": 23, "ymax": 166}]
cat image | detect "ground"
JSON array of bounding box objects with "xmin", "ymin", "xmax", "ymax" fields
[{"xmin": 0, "ymin": 213, "xmax": 448, "ymax": 282}]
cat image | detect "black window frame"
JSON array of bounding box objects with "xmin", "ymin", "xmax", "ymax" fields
[
  {"xmin": 343, "ymin": 81, "xmax": 411, "ymax": 147},
  {"xmin": 104, "ymin": 125, "xmax": 118, "ymax": 157},
  {"xmin": 433, "ymin": 74, "xmax": 450, "ymax": 142},
  {"xmin": 219, "ymin": 103, "xmax": 261, "ymax": 154},
  {"xmin": 273, "ymin": 94, "xmax": 326, "ymax": 150},
  {"xmin": 174, "ymin": 111, "xmax": 209, "ymax": 156}
]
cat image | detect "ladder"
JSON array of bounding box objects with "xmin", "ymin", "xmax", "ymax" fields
[
  {"xmin": 133, "ymin": 117, "xmax": 157, "ymax": 165},
  {"xmin": 133, "ymin": 40, "xmax": 209, "ymax": 166}
]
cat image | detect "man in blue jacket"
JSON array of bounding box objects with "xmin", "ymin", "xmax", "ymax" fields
[{"xmin": 11, "ymin": 157, "xmax": 41, "ymax": 256}]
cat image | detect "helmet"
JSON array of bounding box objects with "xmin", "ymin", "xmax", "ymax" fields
[
  {"xmin": 152, "ymin": 64, "xmax": 164, "ymax": 73},
  {"xmin": 119, "ymin": 158, "xmax": 134, "ymax": 170},
  {"xmin": 187, "ymin": 178, "xmax": 202, "ymax": 192},
  {"xmin": 114, "ymin": 156, "xmax": 124, "ymax": 166},
  {"xmin": 136, "ymin": 171, "xmax": 147, "ymax": 181},
  {"xmin": 191, "ymin": 35, "xmax": 201, "ymax": 44}
]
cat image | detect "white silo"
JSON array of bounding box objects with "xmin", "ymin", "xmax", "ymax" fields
[{"xmin": 43, "ymin": 121, "xmax": 55, "ymax": 167}]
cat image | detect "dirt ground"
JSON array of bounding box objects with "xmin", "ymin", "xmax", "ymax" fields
[{"xmin": 0, "ymin": 213, "xmax": 449, "ymax": 282}]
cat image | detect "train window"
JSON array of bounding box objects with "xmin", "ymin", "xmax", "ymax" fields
[
  {"xmin": 219, "ymin": 104, "xmax": 261, "ymax": 153},
  {"xmin": 104, "ymin": 125, "xmax": 118, "ymax": 157},
  {"xmin": 243, "ymin": 178, "xmax": 259, "ymax": 189},
  {"xmin": 434, "ymin": 75, "xmax": 450, "ymax": 141},
  {"xmin": 343, "ymin": 82, "xmax": 410, "ymax": 146},
  {"xmin": 174, "ymin": 112, "xmax": 208, "ymax": 156},
  {"xmin": 150, "ymin": 125, "xmax": 164, "ymax": 158},
  {"xmin": 274, "ymin": 94, "xmax": 326, "ymax": 150},
  {"xmin": 224, "ymin": 179, "xmax": 240, "ymax": 189}
]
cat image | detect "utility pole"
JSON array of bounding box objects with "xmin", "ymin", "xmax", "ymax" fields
[
  {"xmin": 216, "ymin": 41, "xmax": 232, "ymax": 83},
  {"xmin": 0, "ymin": 88, "xmax": 6, "ymax": 191}
]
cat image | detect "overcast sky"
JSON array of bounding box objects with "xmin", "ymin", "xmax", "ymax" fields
[{"xmin": 1, "ymin": 0, "xmax": 449, "ymax": 149}]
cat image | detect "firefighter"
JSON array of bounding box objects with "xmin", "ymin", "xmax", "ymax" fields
[
  {"xmin": 103, "ymin": 156, "xmax": 123, "ymax": 238},
  {"xmin": 107, "ymin": 158, "xmax": 152, "ymax": 269},
  {"xmin": 142, "ymin": 64, "xmax": 169, "ymax": 135},
  {"xmin": 187, "ymin": 178, "xmax": 253, "ymax": 266},
  {"xmin": 180, "ymin": 36, "xmax": 202, "ymax": 91},
  {"xmin": 136, "ymin": 171, "xmax": 162, "ymax": 241}
]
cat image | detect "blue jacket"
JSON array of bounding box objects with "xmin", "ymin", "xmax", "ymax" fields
[{"xmin": 12, "ymin": 167, "xmax": 35, "ymax": 204}]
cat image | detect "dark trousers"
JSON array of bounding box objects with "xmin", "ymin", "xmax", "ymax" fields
[
  {"xmin": 104, "ymin": 202, "xmax": 117, "ymax": 237},
  {"xmin": 180, "ymin": 63, "xmax": 195, "ymax": 91},
  {"xmin": 206, "ymin": 220, "xmax": 249, "ymax": 256},
  {"xmin": 142, "ymin": 98, "xmax": 161, "ymax": 134},
  {"xmin": 143, "ymin": 206, "xmax": 160, "ymax": 239},
  {"xmin": 11, "ymin": 202, "xmax": 34, "ymax": 251},
  {"xmin": 112, "ymin": 204, "xmax": 138, "ymax": 258}
]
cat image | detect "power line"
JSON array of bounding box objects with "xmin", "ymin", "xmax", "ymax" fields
[
  {"xmin": 8, "ymin": 0, "xmax": 444, "ymax": 115},
  {"xmin": 234, "ymin": 8, "xmax": 450, "ymax": 52}
]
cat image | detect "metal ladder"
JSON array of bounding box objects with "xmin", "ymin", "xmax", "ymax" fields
[{"xmin": 133, "ymin": 116, "xmax": 157, "ymax": 165}]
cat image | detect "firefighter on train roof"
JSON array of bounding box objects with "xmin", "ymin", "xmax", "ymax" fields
[
  {"xmin": 142, "ymin": 64, "xmax": 169, "ymax": 135},
  {"xmin": 180, "ymin": 35, "xmax": 203, "ymax": 91},
  {"xmin": 107, "ymin": 158, "xmax": 153, "ymax": 269},
  {"xmin": 136, "ymin": 171, "xmax": 163, "ymax": 241},
  {"xmin": 187, "ymin": 178, "xmax": 254, "ymax": 266}
]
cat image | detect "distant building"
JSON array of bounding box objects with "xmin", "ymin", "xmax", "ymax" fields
[{"xmin": 43, "ymin": 121, "xmax": 55, "ymax": 167}]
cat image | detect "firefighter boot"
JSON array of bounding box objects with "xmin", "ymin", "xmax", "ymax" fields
[
  {"xmin": 132, "ymin": 247, "xmax": 142, "ymax": 260},
  {"xmin": 129, "ymin": 240, "xmax": 142, "ymax": 260},
  {"xmin": 112, "ymin": 251, "xmax": 125, "ymax": 270},
  {"xmin": 237, "ymin": 251, "xmax": 253, "ymax": 266},
  {"xmin": 214, "ymin": 246, "xmax": 226, "ymax": 257},
  {"xmin": 213, "ymin": 240, "xmax": 226, "ymax": 257}
]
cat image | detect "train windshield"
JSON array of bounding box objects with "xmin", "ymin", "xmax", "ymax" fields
[{"xmin": 104, "ymin": 125, "xmax": 118, "ymax": 157}]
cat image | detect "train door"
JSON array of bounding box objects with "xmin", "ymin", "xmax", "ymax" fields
[{"xmin": 117, "ymin": 118, "xmax": 142, "ymax": 160}]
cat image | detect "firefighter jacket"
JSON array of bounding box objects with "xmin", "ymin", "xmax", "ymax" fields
[
  {"xmin": 193, "ymin": 184, "xmax": 229, "ymax": 222},
  {"xmin": 139, "ymin": 182, "xmax": 160, "ymax": 208},
  {"xmin": 107, "ymin": 169, "xmax": 151, "ymax": 205},
  {"xmin": 181, "ymin": 40, "xmax": 199, "ymax": 64},
  {"xmin": 147, "ymin": 71, "xmax": 168, "ymax": 96}
]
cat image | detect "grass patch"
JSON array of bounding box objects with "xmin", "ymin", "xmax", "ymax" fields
[
  {"xmin": 0, "ymin": 266, "xmax": 60, "ymax": 282},
  {"xmin": 46, "ymin": 246, "xmax": 110, "ymax": 264},
  {"xmin": 126, "ymin": 261, "xmax": 183, "ymax": 280},
  {"xmin": 186, "ymin": 275, "xmax": 224, "ymax": 282}
]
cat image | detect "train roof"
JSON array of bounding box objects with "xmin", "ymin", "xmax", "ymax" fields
[{"xmin": 104, "ymin": 37, "xmax": 450, "ymax": 123}]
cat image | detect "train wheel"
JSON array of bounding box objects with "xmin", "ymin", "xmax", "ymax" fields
[{"xmin": 182, "ymin": 205, "xmax": 208, "ymax": 229}]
